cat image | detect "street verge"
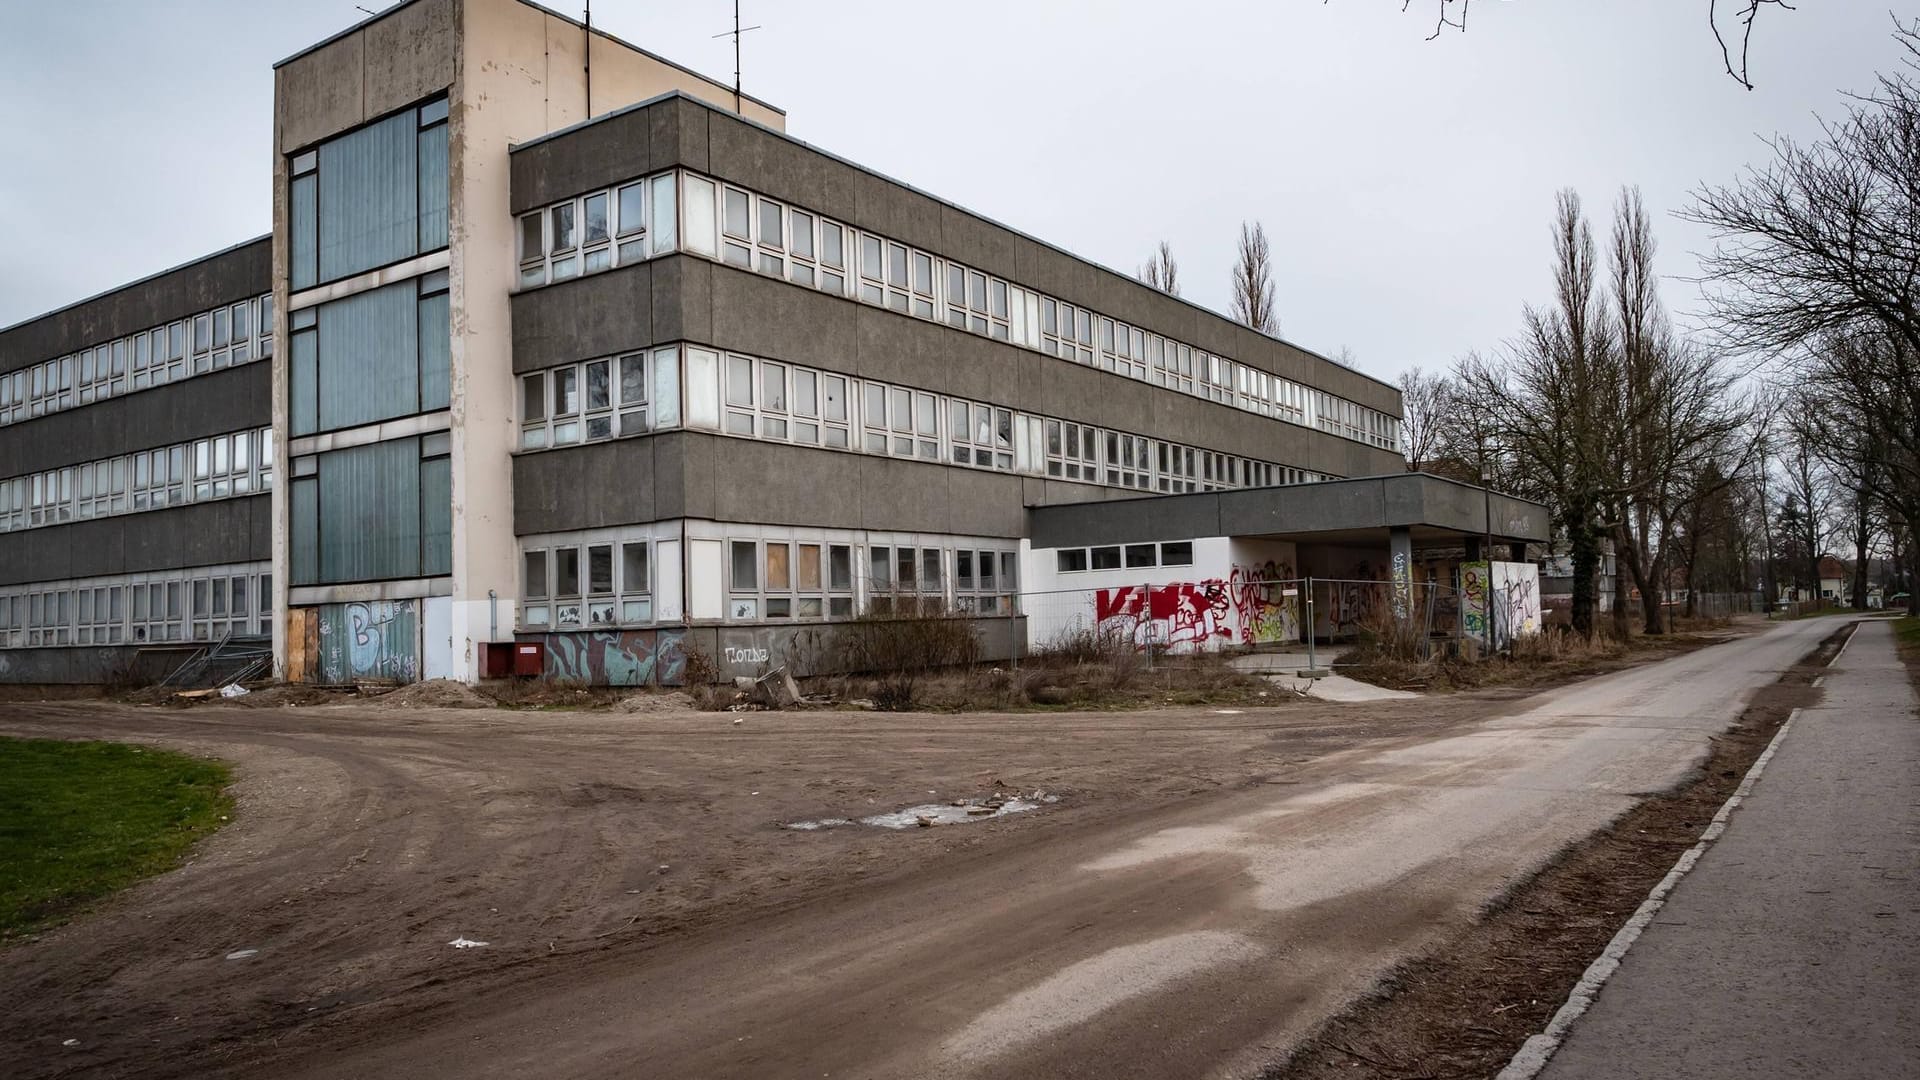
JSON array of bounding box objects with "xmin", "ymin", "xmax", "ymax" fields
[{"xmin": 1258, "ymin": 621, "xmax": 1858, "ymax": 1080}]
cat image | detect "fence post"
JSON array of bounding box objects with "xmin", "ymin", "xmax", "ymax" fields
[
  {"xmin": 1304, "ymin": 575, "xmax": 1318, "ymax": 675},
  {"xmin": 1142, "ymin": 580, "xmax": 1153, "ymax": 672}
]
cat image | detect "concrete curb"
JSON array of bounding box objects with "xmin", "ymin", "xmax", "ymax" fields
[{"xmin": 1492, "ymin": 706, "xmax": 1802, "ymax": 1080}]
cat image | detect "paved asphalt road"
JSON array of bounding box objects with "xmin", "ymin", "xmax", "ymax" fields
[
  {"xmin": 252, "ymin": 618, "xmax": 1848, "ymax": 1080},
  {"xmin": 1538, "ymin": 618, "xmax": 1919, "ymax": 1080}
]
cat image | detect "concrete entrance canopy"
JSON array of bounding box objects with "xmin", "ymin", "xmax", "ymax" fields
[{"xmin": 1026, "ymin": 472, "xmax": 1550, "ymax": 552}]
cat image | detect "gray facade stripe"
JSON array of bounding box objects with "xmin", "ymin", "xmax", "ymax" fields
[
  {"xmin": 0, "ymin": 238, "xmax": 271, "ymax": 374},
  {"xmin": 0, "ymin": 496, "xmax": 271, "ymax": 587},
  {"xmin": 514, "ymin": 431, "xmax": 1065, "ymax": 538},
  {"xmin": 509, "ymin": 256, "xmax": 1401, "ymax": 479},
  {"xmin": 508, "ymin": 94, "xmax": 1397, "ymax": 415},
  {"xmin": 1026, "ymin": 473, "xmax": 1552, "ymax": 550},
  {"xmin": 0, "ymin": 363, "xmax": 272, "ymax": 478}
]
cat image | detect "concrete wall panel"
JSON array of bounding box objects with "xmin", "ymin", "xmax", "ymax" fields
[
  {"xmin": 0, "ymin": 363, "xmax": 270, "ymax": 477},
  {"xmin": 1, "ymin": 239, "xmax": 271, "ymax": 375},
  {"xmin": 0, "ymin": 496, "xmax": 270, "ymax": 586}
]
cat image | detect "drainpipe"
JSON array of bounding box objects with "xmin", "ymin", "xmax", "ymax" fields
[{"xmin": 488, "ymin": 589, "xmax": 497, "ymax": 642}]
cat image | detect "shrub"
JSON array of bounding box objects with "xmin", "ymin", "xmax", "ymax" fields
[{"xmin": 830, "ymin": 607, "xmax": 981, "ymax": 711}]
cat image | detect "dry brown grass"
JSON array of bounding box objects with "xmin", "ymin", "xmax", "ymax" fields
[{"xmin": 1337, "ymin": 625, "xmax": 1723, "ymax": 693}]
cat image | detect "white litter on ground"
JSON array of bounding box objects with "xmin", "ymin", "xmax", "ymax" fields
[
  {"xmin": 224, "ymin": 949, "xmax": 258, "ymax": 961},
  {"xmin": 448, "ymin": 937, "xmax": 489, "ymax": 949},
  {"xmin": 218, "ymin": 684, "xmax": 250, "ymax": 698},
  {"xmin": 784, "ymin": 794, "xmax": 1060, "ymax": 831}
]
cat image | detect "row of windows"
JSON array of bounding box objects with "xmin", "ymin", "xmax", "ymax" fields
[
  {"xmin": 0, "ymin": 563, "xmax": 271, "ymax": 649},
  {"xmin": 514, "ymin": 170, "xmax": 1399, "ymax": 453},
  {"xmin": 518, "ymin": 527, "xmax": 1019, "ymax": 629},
  {"xmin": 518, "ymin": 345, "xmax": 1330, "ymax": 494},
  {"xmin": 0, "ymin": 428, "xmax": 273, "ymax": 534},
  {"xmin": 1, "ymin": 295, "xmax": 273, "ymax": 429},
  {"xmin": 723, "ymin": 540, "xmax": 1018, "ymax": 619},
  {"xmin": 517, "ymin": 172, "xmax": 678, "ymax": 287},
  {"xmin": 1054, "ymin": 541, "xmax": 1197, "ymax": 574}
]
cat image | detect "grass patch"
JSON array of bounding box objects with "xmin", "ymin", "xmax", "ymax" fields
[
  {"xmin": 0, "ymin": 738, "xmax": 233, "ymax": 941},
  {"xmin": 1893, "ymin": 614, "xmax": 1919, "ymax": 649}
]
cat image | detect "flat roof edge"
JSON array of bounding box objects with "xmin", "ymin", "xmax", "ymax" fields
[
  {"xmin": 515, "ymin": 92, "xmax": 1396, "ymax": 399},
  {"xmin": 272, "ymin": 0, "xmax": 785, "ymax": 118},
  {"xmin": 0, "ymin": 234, "xmax": 272, "ymax": 340}
]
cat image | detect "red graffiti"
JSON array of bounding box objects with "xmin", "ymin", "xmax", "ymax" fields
[{"xmin": 1095, "ymin": 582, "xmax": 1232, "ymax": 648}]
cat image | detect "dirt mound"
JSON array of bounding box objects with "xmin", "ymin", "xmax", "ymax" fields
[
  {"xmin": 363, "ymin": 679, "xmax": 494, "ymax": 710},
  {"xmin": 615, "ymin": 689, "xmax": 699, "ymax": 714}
]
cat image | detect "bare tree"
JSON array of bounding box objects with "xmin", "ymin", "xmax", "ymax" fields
[
  {"xmin": 1454, "ymin": 190, "xmax": 1616, "ymax": 636},
  {"xmin": 1686, "ymin": 18, "xmax": 1920, "ymax": 593},
  {"xmin": 1372, "ymin": 0, "xmax": 1794, "ymax": 88},
  {"xmin": 1603, "ymin": 187, "xmax": 1756, "ymax": 634},
  {"xmin": 1228, "ymin": 221, "xmax": 1278, "ymax": 335},
  {"xmin": 1137, "ymin": 241, "xmax": 1181, "ymax": 296},
  {"xmin": 1397, "ymin": 366, "xmax": 1453, "ymax": 473}
]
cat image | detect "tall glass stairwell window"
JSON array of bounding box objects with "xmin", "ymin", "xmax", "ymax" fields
[{"xmin": 289, "ymin": 96, "xmax": 449, "ymax": 291}]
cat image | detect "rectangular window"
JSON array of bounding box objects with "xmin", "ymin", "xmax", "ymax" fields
[
  {"xmin": 731, "ymin": 540, "xmax": 758, "ymax": 590},
  {"xmin": 1125, "ymin": 544, "xmax": 1157, "ymax": 568},
  {"xmin": 1056, "ymin": 549, "xmax": 1088, "ymax": 573},
  {"xmin": 1090, "ymin": 546, "xmax": 1122, "ymax": 571},
  {"xmin": 293, "ymin": 101, "xmax": 445, "ymax": 289},
  {"xmin": 621, "ymin": 542, "xmax": 649, "ymax": 593},
  {"xmin": 1161, "ymin": 542, "xmax": 1194, "ymax": 566}
]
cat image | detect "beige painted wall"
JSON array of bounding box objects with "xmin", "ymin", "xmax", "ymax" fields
[
  {"xmin": 444, "ymin": 0, "xmax": 784, "ymax": 678},
  {"xmin": 271, "ymin": 0, "xmax": 786, "ymax": 681}
]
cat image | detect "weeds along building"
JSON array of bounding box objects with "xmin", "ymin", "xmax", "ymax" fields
[{"xmin": 0, "ymin": 0, "xmax": 1454, "ymax": 687}]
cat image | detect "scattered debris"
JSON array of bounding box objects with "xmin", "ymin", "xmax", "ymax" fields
[
  {"xmin": 218, "ymin": 684, "xmax": 250, "ymax": 699},
  {"xmin": 62, "ymin": 1039, "xmax": 79, "ymax": 1048},
  {"xmin": 224, "ymin": 949, "xmax": 258, "ymax": 961},
  {"xmin": 447, "ymin": 937, "xmax": 488, "ymax": 949},
  {"xmin": 783, "ymin": 792, "xmax": 1060, "ymax": 831}
]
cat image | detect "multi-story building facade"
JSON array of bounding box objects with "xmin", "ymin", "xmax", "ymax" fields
[{"xmin": 0, "ymin": 0, "xmax": 1480, "ymax": 687}]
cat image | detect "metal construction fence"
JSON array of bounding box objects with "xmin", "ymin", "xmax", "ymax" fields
[{"xmin": 1004, "ymin": 575, "xmax": 1537, "ymax": 670}]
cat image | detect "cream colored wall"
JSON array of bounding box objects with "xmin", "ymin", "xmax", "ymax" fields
[
  {"xmin": 474, "ymin": 0, "xmax": 785, "ymax": 133},
  {"xmin": 445, "ymin": 0, "xmax": 784, "ymax": 679},
  {"xmin": 272, "ymin": 0, "xmax": 784, "ymax": 681}
]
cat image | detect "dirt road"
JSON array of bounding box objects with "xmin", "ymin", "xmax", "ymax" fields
[{"xmin": 0, "ymin": 619, "xmax": 1834, "ymax": 1079}]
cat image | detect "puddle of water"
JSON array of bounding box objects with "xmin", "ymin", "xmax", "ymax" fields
[
  {"xmin": 784, "ymin": 794, "xmax": 1058, "ymax": 831},
  {"xmin": 783, "ymin": 817, "xmax": 855, "ymax": 831}
]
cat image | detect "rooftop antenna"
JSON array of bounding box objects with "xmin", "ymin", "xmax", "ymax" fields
[
  {"xmin": 354, "ymin": 5, "xmax": 376, "ymax": 13},
  {"xmin": 711, "ymin": 0, "xmax": 760, "ymax": 115},
  {"xmin": 584, "ymin": 0, "xmax": 593, "ymax": 117}
]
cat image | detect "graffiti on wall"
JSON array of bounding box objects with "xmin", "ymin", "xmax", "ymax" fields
[
  {"xmin": 1094, "ymin": 582, "xmax": 1234, "ymax": 647},
  {"xmin": 1229, "ymin": 563, "xmax": 1300, "ymax": 645},
  {"xmin": 542, "ymin": 630, "xmax": 687, "ymax": 686},
  {"xmin": 316, "ymin": 600, "xmax": 418, "ymax": 684},
  {"xmin": 1091, "ymin": 569, "xmax": 1305, "ymax": 652},
  {"xmin": 1461, "ymin": 562, "xmax": 1491, "ymax": 641},
  {"xmin": 1461, "ymin": 561, "xmax": 1541, "ymax": 646},
  {"xmin": 1390, "ymin": 551, "xmax": 1412, "ymax": 622},
  {"xmin": 1326, "ymin": 563, "xmax": 1386, "ymax": 636}
]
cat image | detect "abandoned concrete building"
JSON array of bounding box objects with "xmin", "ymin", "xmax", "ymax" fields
[{"xmin": 0, "ymin": 0, "xmax": 1549, "ymax": 687}]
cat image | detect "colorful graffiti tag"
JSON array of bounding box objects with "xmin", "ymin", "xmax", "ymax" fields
[
  {"xmin": 1093, "ymin": 570, "xmax": 1304, "ymax": 651},
  {"xmin": 1461, "ymin": 561, "xmax": 1541, "ymax": 646},
  {"xmin": 541, "ymin": 630, "xmax": 687, "ymax": 686},
  {"xmin": 1094, "ymin": 582, "xmax": 1234, "ymax": 647},
  {"xmin": 316, "ymin": 599, "xmax": 418, "ymax": 684},
  {"xmin": 1229, "ymin": 563, "xmax": 1300, "ymax": 645}
]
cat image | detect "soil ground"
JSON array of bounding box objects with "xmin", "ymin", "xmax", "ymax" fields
[
  {"xmin": 0, "ymin": 690, "xmax": 1492, "ymax": 1079},
  {"xmin": 0, "ymin": 616, "xmax": 1822, "ymax": 1079},
  {"xmin": 1262, "ymin": 622, "xmax": 1853, "ymax": 1080}
]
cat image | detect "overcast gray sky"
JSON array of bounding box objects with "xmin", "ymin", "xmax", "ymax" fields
[{"xmin": 0, "ymin": 1, "xmax": 1904, "ymax": 386}]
